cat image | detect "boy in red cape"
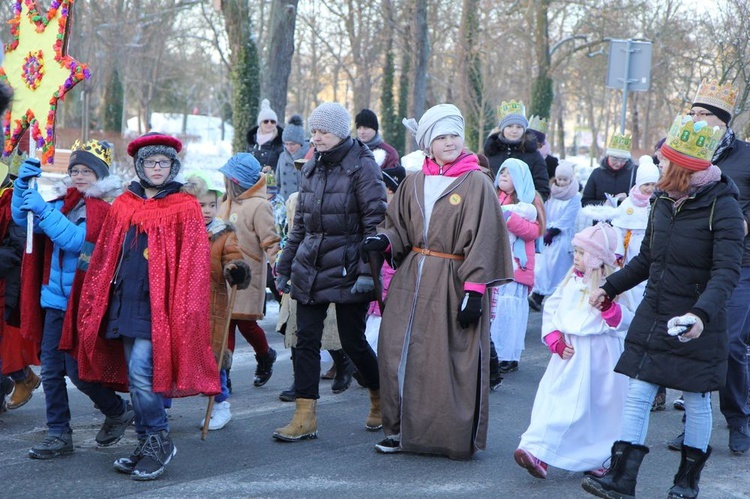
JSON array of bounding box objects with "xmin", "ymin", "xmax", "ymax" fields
[{"xmin": 77, "ymin": 132, "xmax": 219, "ymax": 481}]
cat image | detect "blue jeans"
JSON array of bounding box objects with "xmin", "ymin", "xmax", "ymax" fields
[
  {"xmin": 621, "ymin": 378, "xmax": 712, "ymax": 451},
  {"xmin": 40, "ymin": 308, "xmax": 126, "ymax": 435},
  {"xmin": 720, "ymin": 267, "xmax": 750, "ymax": 427},
  {"xmin": 122, "ymin": 337, "xmax": 169, "ymax": 437},
  {"xmin": 215, "ymin": 369, "xmax": 229, "ymax": 404}
]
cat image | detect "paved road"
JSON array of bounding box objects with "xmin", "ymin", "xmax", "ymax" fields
[{"xmin": 1, "ymin": 301, "xmax": 748, "ymax": 498}]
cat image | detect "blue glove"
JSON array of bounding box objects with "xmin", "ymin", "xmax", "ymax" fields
[
  {"xmin": 17, "ymin": 158, "xmax": 42, "ymax": 185},
  {"xmin": 275, "ymin": 274, "xmax": 291, "ymax": 294},
  {"xmin": 351, "ymin": 275, "xmax": 375, "ymax": 294},
  {"xmin": 20, "ymin": 188, "xmax": 49, "ymax": 216}
]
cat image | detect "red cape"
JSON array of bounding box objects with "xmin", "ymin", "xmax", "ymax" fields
[{"xmin": 77, "ymin": 190, "xmax": 219, "ymax": 397}]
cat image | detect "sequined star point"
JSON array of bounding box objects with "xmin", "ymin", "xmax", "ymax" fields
[{"xmin": 1, "ymin": 0, "xmax": 90, "ymax": 164}]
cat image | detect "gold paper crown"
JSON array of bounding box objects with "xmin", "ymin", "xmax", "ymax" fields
[
  {"xmin": 528, "ymin": 115, "xmax": 548, "ymax": 134},
  {"xmin": 692, "ymin": 78, "xmax": 738, "ymax": 114},
  {"xmin": 606, "ymin": 133, "xmax": 632, "ymax": 158},
  {"xmin": 664, "ymin": 115, "xmax": 722, "ymax": 163},
  {"xmin": 497, "ymin": 100, "xmax": 526, "ymax": 121},
  {"xmin": 71, "ymin": 139, "xmax": 113, "ymax": 167}
]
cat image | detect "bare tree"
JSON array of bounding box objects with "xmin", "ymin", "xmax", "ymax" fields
[{"xmin": 262, "ymin": 0, "xmax": 300, "ymax": 121}]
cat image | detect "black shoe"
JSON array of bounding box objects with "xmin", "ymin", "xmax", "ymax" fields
[
  {"xmin": 375, "ymin": 437, "xmax": 402, "ymax": 454},
  {"xmin": 254, "ymin": 348, "xmax": 277, "ymax": 387},
  {"xmin": 331, "ymin": 357, "xmax": 356, "ymax": 394},
  {"xmin": 279, "ymin": 382, "xmax": 297, "ymax": 402},
  {"xmin": 113, "ymin": 438, "xmax": 146, "ymax": 474},
  {"xmin": 498, "ymin": 361, "xmax": 519, "ymax": 374},
  {"xmin": 490, "ymin": 372, "xmax": 503, "ymax": 391},
  {"xmin": 673, "ymin": 396, "xmax": 685, "ymax": 410},
  {"xmin": 97, "ymin": 401, "xmax": 135, "ymax": 447},
  {"xmin": 667, "ymin": 431, "xmax": 685, "ymax": 451},
  {"xmin": 528, "ymin": 292, "xmax": 543, "ymax": 312},
  {"xmin": 729, "ymin": 424, "xmax": 750, "ymax": 455},
  {"xmin": 28, "ymin": 430, "xmax": 74, "ymax": 459},
  {"xmin": 131, "ymin": 431, "xmax": 176, "ymax": 481}
]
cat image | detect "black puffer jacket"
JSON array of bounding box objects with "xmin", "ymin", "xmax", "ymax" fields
[
  {"xmin": 581, "ymin": 157, "xmax": 637, "ymax": 206},
  {"xmin": 0, "ymin": 219, "xmax": 25, "ymax": 321},
  {"xmin": 714, "ymin": 135, "xmax": 750, "ymax": 266},
  {"xmin": 278, "ymin": 137, "xmax": 387, "ymax": 305},
  {"xmin": 482, "ymin": 130, "xmax": 550, "ymax": 200},
  {"xmin": 246, "ymin": 124, "xmax": 284, "ymax": 170},
  {"xmin": 604, "ymin": 174, "xmax": 744, "ymax": 393}
]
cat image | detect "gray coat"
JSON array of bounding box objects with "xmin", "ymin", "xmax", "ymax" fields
[{"xmin": 277, "ymin": 137, "xmax": 387, "ymax": 305}]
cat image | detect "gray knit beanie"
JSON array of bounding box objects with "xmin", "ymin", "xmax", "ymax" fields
[
  {"xmin": 282, "ymin": 114, "xmax": 306, "ymax": 145},
  {"xmin": 308, "ymin": 102, "xmax": 351, "ymax": 139},
  {"xmin": 499, "ymin": 113, "xmax": 528, "ymax": 132}
]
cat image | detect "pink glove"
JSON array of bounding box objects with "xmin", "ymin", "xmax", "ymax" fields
[{"xmin": 544, "ymin": 330, "xmax": 567, "ymax": 358}]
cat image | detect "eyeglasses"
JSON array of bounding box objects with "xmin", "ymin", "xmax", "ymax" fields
[
  {"xmin": 262, "ymin": 119, "xmax": 276, "ymax": 124},
  {"xmin": 143, "ymin": 159, "xmax": 172, "ymax": 169},
  {"xmin": 69, "ymin": 168, "xmax": 95, "ymax": 177},
  {"xmin": 609, "ymin": 158, "xmax": 627, "ymax": 165},
  {"xmin": 687, "ymin": 111, "xmax": 715, "ymax": 118}
]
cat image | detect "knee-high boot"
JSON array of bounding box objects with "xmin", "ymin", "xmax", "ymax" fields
[
  {"xmin": 668, "ymin": 445, "xmax": 711, "ymax": 499},
  {"xmin": 581, "ymin": 440, "xmax": 649, "ymax": 499}
]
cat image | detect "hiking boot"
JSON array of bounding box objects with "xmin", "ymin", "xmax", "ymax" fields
[
  {"xmin": 668, "ymin": 431, "xmax": 685, "ymax": 451},
  {"xmin": 96, "ymin": 402, "xmax": 135, "ymax": 446},
  {"xmin": 273, "ymin": 398, "xmax": 317, "ymax": 442},
  {"xmin": 375, "ymin": 436, "xmax": 401, "ymax": 454},
  {"xmin": 581, "ymin": 441, "xmax": 649, "ymax": 499},
  {"xmin": 366, "ymin": 389, "xmax": 382, "ymax": 431},
  {"xmin": 498, "ymin": 361, "xmax": 519, "ymax": 373},
  {"xmin": 8, "ymin": 369, "xmax": 41, "ymax": 410},
  {"xmin": 253, "ymin": 348, "xmax": 277, "ymax": 387},
  {"xmin": 131, "ymin": 431, "xmax": 176, "ymax": 481},
  {"xmin": 728, "ymin": 424, "xmax": 750, "ymax": 455},
  {"xmin": 331, "ymin": 350, "xmax": 355, "ymax": 394},
  {"xmin": 514, "ymin": 448, "xmax": 548, "ymax": 479},
  {"xmin": 113, "ymin": 438, "xmax": 146, "ymax": 474},
  {"xmin": 279, "ymin": 382, "xmax": 297, "ymax": 402},
  {"xmin": 199, "ymin": 401, "xmax": 231, "ymax": 431},
  {"xmin": 668, "ymin": 445, "xmax": 711, "ymax": 499},
  {"xmin": 28, "ymin": 430, "xmax": 74, "ymax": 459}
]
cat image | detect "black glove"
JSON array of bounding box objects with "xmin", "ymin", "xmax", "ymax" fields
[
  {"xmin": 224, "ymin": 262, "xmax": 251, "ymax": 289},
  {"xmin": 543, "ymin": 227, "xmax": 561, "ymax": 246},
  {"xmin": 360, "ymin": 234, "xmax": 389, "ymax": 263},
  {"xmin": 457, "ymin": 291, "xmax": 482, "ymax": 328}
]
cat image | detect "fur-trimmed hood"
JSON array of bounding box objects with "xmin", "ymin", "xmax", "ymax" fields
[{"xmin": 53, "ymin": 174, "xmax": 124, "ymax": 203}]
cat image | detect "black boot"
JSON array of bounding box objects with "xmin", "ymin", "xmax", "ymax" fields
[
  {"xmin": 254, "ymin": 348, "xmax": 277, "ymax": 387},
  {"xmin": 489, "ymin": 341, "xmax": 502, "ymax": 391},
  {"xmin": 581, "ymin": 441, "xmax": 649, "ymax": 499},
  {"xmin": 668, "ymin": 445, "xmax": 711, "ymax": 499},
  {"xmin": 330, "ymin": 349, "xmax": 355, "ymax": 394}
]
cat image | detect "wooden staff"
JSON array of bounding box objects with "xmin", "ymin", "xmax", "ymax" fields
[{"xmin": 201, "ymin": 284, "xmax": 238, "ymax": 440}]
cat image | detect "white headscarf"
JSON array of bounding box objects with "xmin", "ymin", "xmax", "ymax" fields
[{"xmin": 402, "ymin": 104, "xmax": 465, "ymax": 157}]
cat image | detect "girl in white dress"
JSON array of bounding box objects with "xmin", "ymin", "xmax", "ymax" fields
[{"xmin": 513, "ymin": 223, "xmax": 633, "ymax": 479}]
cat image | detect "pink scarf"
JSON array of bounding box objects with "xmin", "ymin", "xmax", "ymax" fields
[
  {"xmin": 628, "ymin": 185, "xmax": 651, "ymax": 207},
  {"xmin": 550, "ymin": 180, "xmax": 578, "ymax": 201},
  {"xmin": 422, "ymin": 151, "xmax": 481, "ymax": 177}
]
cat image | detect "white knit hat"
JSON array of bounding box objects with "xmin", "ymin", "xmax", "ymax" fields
[
  {"xmin": 308, "ymin": 102, "xmax": 351, "ymax": 139},
  {"xmin": 257, "ymin": 99, "xmax": 278, "ymax": 126},
  {"xmin": 635, "ymin": 155, "xmax": 660, "ymax": 187}
]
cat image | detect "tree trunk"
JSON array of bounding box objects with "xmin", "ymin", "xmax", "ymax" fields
[
  {"xmin": 530, "ymin": 0, "xmax": 552, "ymax": 119},
  {"xmin": 262, "ymin": 0, "xmax": 300, "ymax": 123},
  {"xmin": 410, "ymin": 0, "xmax": 430, "ymax": 123},
  {"xmin": 103, "ymin": 69, "xmax": 123, "ymax": 133}
]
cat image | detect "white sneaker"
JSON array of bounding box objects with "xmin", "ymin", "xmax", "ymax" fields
[{"xmin": 199, "ymin": 401, "xmax": 232, "ymax": 430}]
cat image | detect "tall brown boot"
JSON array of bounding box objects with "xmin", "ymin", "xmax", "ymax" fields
[
  {"xmin": 8, "ymin": 369, "xmax": 41, "ymax": 410},
  {"xmin": 272, "ymin": 398, "xmax": 317, "ymax": 441},
  {"xmin": 366, "ymin": 389, "xmax": 382, "ymax": 431}
]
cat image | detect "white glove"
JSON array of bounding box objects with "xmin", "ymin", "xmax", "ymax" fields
[{"xmin": 667, "ymin": 315, "xmax": 698, "ymax": 343}]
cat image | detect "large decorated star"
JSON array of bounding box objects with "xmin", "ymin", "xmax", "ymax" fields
[{"xmin": 0, "ymin": 0, "xmax": 89, "ymax": 165}]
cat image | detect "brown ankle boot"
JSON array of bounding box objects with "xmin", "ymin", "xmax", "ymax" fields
[
  {"xmin": 272, "ymin": 398, "xmax": 317, "ymax": 441},
  {"xmin": 366, "ymin": 389, "xmax": 382, "ymax": 431},
  {"xmin": 8, "ymin": 370, "xmax": 41, "ymax": 410}
]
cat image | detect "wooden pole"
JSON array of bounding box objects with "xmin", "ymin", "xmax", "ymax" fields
[{"xmin": 201, "ymin": 284, "xmax": 238, "ymax": 440}]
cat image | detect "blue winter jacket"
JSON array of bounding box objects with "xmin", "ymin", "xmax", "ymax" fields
[{"xmin": 12, "ymin": 181, "xmax": 85, "ymax": 311}]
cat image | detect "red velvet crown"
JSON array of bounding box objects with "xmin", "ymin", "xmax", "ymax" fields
[{"xmin": 126, "ymin": 132, "xmax": 183, "ymax": 157}]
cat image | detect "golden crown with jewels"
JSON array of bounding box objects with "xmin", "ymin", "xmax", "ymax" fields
[
  {"xmin": 527, "ymin": 115, "xmax": 548, "ymax": 134},
  {"xmin": 664, "ymin": 114, "xmax": 722, "ymax": 163},
  {"xmin": 693, "ymin": 78, "xmax": 738, "ymax": 114},
  {"xmin": 497, "ymin": 100, "xmax": 526, "ymax": 121},
  {"xmin": 71, "ymin": 139, "xmax": 113, "ymax": 167},
  {"xmin": 605, "ymin": 133, "xmax": 632, "ymax": 158}
]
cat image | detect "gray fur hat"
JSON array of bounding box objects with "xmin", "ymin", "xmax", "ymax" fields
[
  {"xmin": 127, "ymin": 132, "xmax": 183, "ymax": 188},
  {"xmin": 282, "ymin": 114, "xmax": 306, "ymax": 145},
  {"xmin": 308, "ymin": 102, "xmax": 351, "ymax": 139}
]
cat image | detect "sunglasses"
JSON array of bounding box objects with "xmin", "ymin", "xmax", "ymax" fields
[{"xmin": 262, "ymin": 119, "xmax": 276, "ymax": 124}]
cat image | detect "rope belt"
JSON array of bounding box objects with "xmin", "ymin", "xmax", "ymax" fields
[{"xmin": 412, "ymin": 246, "xmax": 464, "ymax": 261}]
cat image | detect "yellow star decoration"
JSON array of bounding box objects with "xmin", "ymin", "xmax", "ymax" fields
[{"xmin": 0, "ymin": 0, "xmax": 89, "ymax": 165}]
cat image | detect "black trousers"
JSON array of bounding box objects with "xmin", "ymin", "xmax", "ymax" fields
[{"xmin": 295, "ymin": 301, "xmax": 378, "ymax": 399}]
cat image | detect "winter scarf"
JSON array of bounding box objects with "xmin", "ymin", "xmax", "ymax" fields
[
  {"xmin": 422, "ymin": 152, "xmax": 481, "ymax": 177},
  {"xmin": 364, "ymin": 133, "xmax": 384, "ymax": 149},
  {"xmin": 76, "ymin": 190, "xmax": 219, "ymax": 397},
  {"xmin": 550, "ymin": 179, "xmax": 578, "ymax": 201},
  {"xmin": 669, "ymin": 164, "xmax": 722, "ymax": 209},
  {"xmin": 713, "ymin": 127, "xmax": 735, "ymax": 163},
  {"xmin": 628, "ymin": 184, "xmax": 651, "ymax": 207}
]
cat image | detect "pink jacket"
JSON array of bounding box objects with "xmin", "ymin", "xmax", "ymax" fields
[{"xmin": 498, "ymin": 191, "xmax": 538, "ymax": 289}]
